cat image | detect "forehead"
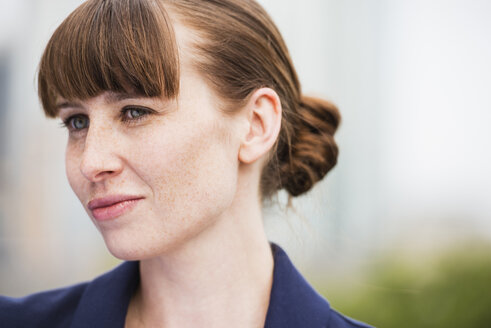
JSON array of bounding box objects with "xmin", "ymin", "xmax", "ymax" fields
[{"xmin": 167, "ymin": 15, "xmax": 202, "ymax": 74}]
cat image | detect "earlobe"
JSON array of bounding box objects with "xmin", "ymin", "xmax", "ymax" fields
[{"xmin": 238, "ymin": 88, "xmax": 282, "ymax": 164}]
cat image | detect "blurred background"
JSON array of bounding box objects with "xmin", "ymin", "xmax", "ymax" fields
[{"xmin": 1, "ymin": 0, "xmax": 490, "ymax": 327}]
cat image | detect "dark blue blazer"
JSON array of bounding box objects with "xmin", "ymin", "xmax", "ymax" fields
[{"xmin": 0, "ymin": 244, "xmax": 373, "ymax": 327}]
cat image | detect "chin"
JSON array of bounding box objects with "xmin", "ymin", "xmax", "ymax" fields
[
  {"xmin": 103, "ymin": 239, "xmax": 145, "ymax": 261},
  {"xmin": 100, "ymin": 229, "xmax": 189, "ymax": 261},
  {"xmin": 107, "ymin": 246, "xmax": 144, "ymax": 261},
  {"xmin": 101, "ymin": 233, "xmax": 159, "ymax": 261}
]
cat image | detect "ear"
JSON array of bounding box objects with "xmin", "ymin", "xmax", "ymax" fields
[{"xmin": 238, "ymin": 88, "xmax": 282, "ymax": 164}]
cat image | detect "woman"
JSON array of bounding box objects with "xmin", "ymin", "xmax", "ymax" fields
[{"xmin": 0, "ymin": 0, "xmax": 372, "ymax": 327}]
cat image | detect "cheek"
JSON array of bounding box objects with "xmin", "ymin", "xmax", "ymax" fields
[
  {"xmin": 65, "ymin": 143, "xmax": 84, "ymax": 198},
  {"xmin": 135, "ymin": 120, "xmax": 239, "ymax": 218}
]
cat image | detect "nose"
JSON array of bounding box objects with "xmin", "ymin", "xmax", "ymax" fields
[{"xmin": 79, "ymin": 124, "xmax": 123, "ymax": 182}]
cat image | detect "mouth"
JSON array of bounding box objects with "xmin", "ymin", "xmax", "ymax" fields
[{"xmin": 87, "ymin": 195, "xmax": 144, "ymax": 221}]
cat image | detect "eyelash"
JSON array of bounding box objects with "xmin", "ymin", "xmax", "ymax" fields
[
  {"xmin": 120, "ymin": 106, "xmax": 153, "ymax": 125},
  {"xmin": 60, "ymin": 106, "xmax": 154, "ymax": 132}
]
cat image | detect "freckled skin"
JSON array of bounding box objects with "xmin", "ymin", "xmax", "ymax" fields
[
  {"xmin": 62, "ymin": 66, "xmax": 244, "ymax": 260},
  {"xmin": 55, "ymin": 18, "xmax": 281, "ymax": 328}
]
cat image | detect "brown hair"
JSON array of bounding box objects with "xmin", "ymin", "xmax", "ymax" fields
[{"xmin": 38, "ymin": 0, "xmax": 341, "ymax": 198}]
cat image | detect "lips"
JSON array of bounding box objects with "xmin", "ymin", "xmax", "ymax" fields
[{"xmin": 88, "ymin": 195, "xmax": 144, "ymax": 221}]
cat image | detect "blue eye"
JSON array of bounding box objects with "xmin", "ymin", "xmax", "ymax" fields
[
  {"xmin": 63, "ymin": 115, "xmax": 89, "ymax": 131},
  {"xmin": 72, "ymin": 116, "xmax": 89, "ymax": 129},
  {"xmin": 127, "ymin": 108, "xmax": 146, "ymax": 119},
  {"xmin": 121, "ymin": 106, "xmax": 153, "ymax": 123}
]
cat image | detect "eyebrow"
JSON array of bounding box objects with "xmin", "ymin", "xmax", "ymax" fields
[
  {"xmin": 55, "ymin": 92, "xmax": 147, "ymax": 111},
  {"xmin": 55, "ymin": 101, "xmax": 84, "ymax": 111}
]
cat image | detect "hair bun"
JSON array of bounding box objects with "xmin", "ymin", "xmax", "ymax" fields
[{"xmin": 280, "ymin": 96, "xmax": 341, "ymax": 196}]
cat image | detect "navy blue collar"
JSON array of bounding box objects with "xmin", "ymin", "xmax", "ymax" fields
[
  {"xmin": 70, "ymin": 243, "xmax": 331, "ymax": 327},
  {"xmin": 265, "ymin": 243, "xmax": 331, "ymax": 327},
  {"xmin": 70, "ymin": 258, "xmax": 139, "ymax": 328}
]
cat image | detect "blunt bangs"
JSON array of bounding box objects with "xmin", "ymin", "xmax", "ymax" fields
[{"xmin": 38, "ymin": 0, "xmax": 180, "ymax": 117}]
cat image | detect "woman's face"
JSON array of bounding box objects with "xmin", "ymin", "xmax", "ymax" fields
[{"xmin": 58, "ymin": 58, "xmax": 244, "ymax": 260}]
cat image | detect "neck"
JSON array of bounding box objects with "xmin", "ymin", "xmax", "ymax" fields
[{"xmin": 127, "ymin": 171, "xmax": 274, "ymax": 328}]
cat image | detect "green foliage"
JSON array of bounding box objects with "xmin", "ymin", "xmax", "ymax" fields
[{"xmin": 319, "ymin": 243, "xmax": 491, "ymax": 327}]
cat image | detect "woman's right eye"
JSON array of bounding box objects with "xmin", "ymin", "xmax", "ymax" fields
[{"xmin": 62, "ymin": 114, "xmax": 90, "ymax": 131}]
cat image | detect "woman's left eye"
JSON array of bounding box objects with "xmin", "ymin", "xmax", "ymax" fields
[{"xmin": 121, "ymin": 106, "xmax": 152, "ymax": 122}]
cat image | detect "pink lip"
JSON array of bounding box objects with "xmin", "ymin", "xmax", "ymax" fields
[{"xmin": 88, "ymin": 195, "xmax": 144, "ymax": 221}]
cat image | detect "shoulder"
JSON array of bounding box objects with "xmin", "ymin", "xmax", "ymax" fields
[
  {"xmin": 327, "ymin": 308, "xmax": 374, "ymax": 328},
  {"xmin": 266, "ymin": 243, "xmax": 374, "ymax": 328},
  {"xmin": 0, "ymin": 282, "xmax": 88, "ymax": 328},
  {"xmin": 0, "ymin": 261, "xmax": 139, "ymax": 328}
]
